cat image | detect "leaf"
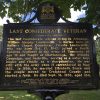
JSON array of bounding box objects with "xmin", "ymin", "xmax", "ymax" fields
[{"xmin": 0, "ymin": 0, "xmax": 99, "ymax": 28}]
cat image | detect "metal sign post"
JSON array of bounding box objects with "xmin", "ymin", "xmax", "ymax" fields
[{"xmin": 28, "ymin": 89, "xmax": 67, "ymax": 100}]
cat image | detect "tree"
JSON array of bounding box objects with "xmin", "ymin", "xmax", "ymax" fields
[{"xmin": 0, "ymin": 0, "xmax": 100, "ymax": 34}]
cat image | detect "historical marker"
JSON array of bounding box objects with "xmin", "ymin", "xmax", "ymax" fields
[
  {"xmin": 36, "ymin": 2, "xmax": 61, "ymax": 24},
  {"xmin": 0, "ymin": 23, "xmax": 99, "ymax": 90}
]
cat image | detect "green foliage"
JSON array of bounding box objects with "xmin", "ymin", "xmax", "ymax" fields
[
  {"xmin": 0, "ymin": 0, "xmax": 100, "ymax": 34},
  {"xmin": 0, "ymin": 0, "xmax": 99, "ymax": 27},
  {"xmin": 78, "ymin": 0, "xmax": 100, "ymax": 35},
  {"xmin": 0, "ymin": 0, "xmax": 73, "ymax": 22}
]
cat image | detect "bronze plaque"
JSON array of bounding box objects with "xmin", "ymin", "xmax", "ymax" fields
[
  {"xmin": 0, "ymin": 23, "xmax": 99, "ymax": 90},
  {"xmin": 36, "ymin": 2, "xmax": 61, "ymax": 24}
]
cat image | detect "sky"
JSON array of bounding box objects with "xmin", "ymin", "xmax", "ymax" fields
[
  {"xmin": 69, "ymin": 8, "xmax": 85, "ymax": 22},
  {"xmin": 0, "ymin": 8, "xmax": 85, "ymax": 25}
]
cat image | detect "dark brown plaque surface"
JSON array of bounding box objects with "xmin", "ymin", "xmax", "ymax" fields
[
  {"xmin": 0, "ymin": 23, "xmax": 99, "ymax": 90},
  {"xmin": 36, "ymin": 2, "xmax": 61, "ymax": 24}
]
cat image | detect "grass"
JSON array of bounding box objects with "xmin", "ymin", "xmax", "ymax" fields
[
  {"xmin": 0, "ymin": 91, "xmax": 41, "ymax": 100},
  {"xmin": 56, "ymin": 90, "xmax": 100, "ymax": 100},
  {"xmin": 0, "ymin": 90, "xmax": 100, "ymax": 100}
]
